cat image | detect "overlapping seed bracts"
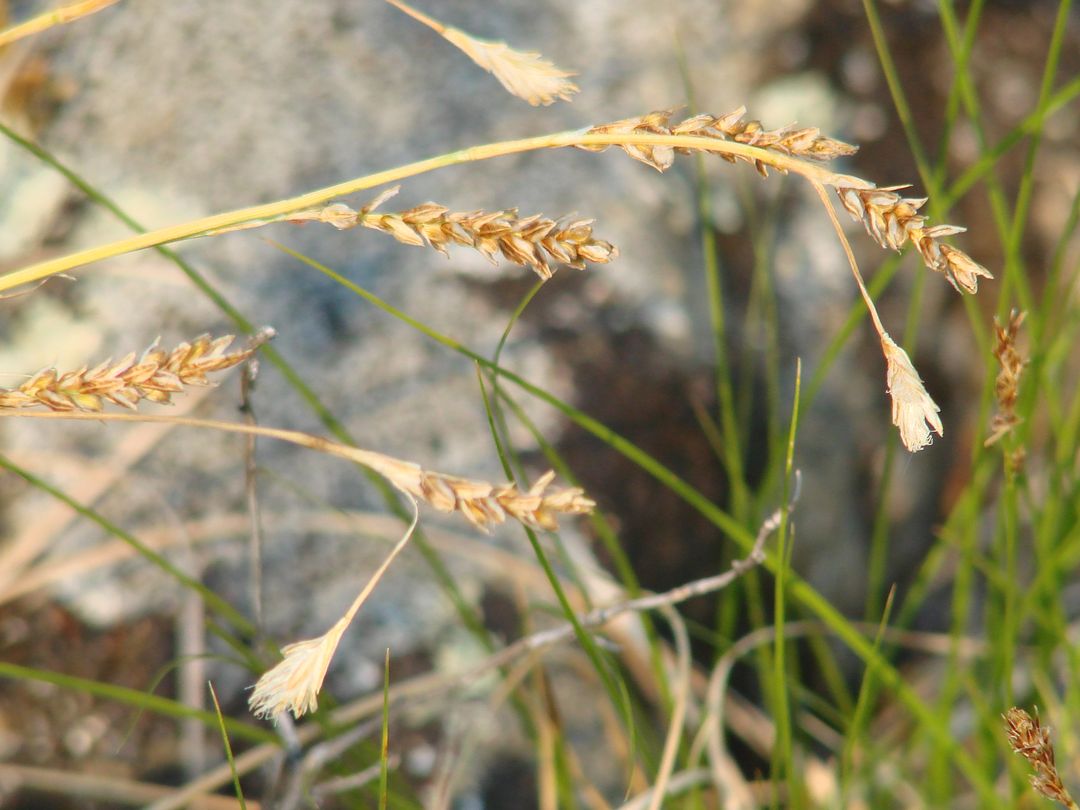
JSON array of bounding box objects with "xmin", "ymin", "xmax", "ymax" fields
[
  {"xmin": 410, "ymin": 469, "xmax": 595, "ymax": 531},
  {"xmin": 833, "ymin": 180, "xmax": 993, "ymax": 294},
  {"xmin": 1004, "ymin": 708, "xmax": 1079, "ymax": 809},
  {"xmin": 578, "ymin": 106, "xmax": 858, "ymax": 174},
  {"xmin": 291, "ymin": 188, "xmax": 617, "ymax": 280},
  {"xmin": 364, "ymin": 205, "xmax": 616, "ymax": 280},
  {"xmin": 0, "ymin": 330, "xmax": 274, "ymax": 412}
]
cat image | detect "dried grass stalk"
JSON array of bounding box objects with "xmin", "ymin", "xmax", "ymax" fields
[
  {"xmin": 0, "ymin": 329, "xmax": 275, "ymax": 412},
  {"xmin": 881, "ymin": 334, "xmax": 943, "ymax": 452},
  {"xmin": 577, "ymin": 107, "xmax": 858, "ymax": 174},
  {"xmin": 1004, "ymin": 707, "xmax": 1079, "ymax": 809},
  {"xmin": 0, "ymin": 0, "xmax": 119, "ymax": 48},
  {"xmin": 833, "ymin": 178, "xmax": 993, "ymax": 293},
  {"xmin": 384, "ymin": 0, "xmax": 577, "ymax": 106},
  {"xmin": 986, "ymin": 309, "xmax": 1027, "ymax": 451},
  {"xmin": 289, "ymin": 186, "xmax": 616, "ymax": 280}
]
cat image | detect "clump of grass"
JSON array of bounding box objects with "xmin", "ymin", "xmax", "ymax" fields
[{"xmin": 1004, "ymin": 707, "xmax": 1079, "ymax": 809}]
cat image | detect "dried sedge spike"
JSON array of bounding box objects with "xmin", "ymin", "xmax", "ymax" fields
[
  {"xmin": 385, "ymin": 0, "xmax": 577, "ymax": 106},
  {"xmin": 0, "ymin": 329, "xmax": 275, "ymax": 413},
  {"xmin": 986, "ymin": 309, "xmax": 1027, "ymax": 451},
  {"xmin": 578, "ymin": 106, "xmax": 858, "ymax": 174},
  {"xmin": 362, "ymin": 453, "xmax": 595, "ymax": 532},
  {"xmin": 881, "ymin": 334, "xmax": 943, "ymax": 452},
  {"xmin": 1004, "ymin": 707, "xmax": 1079, "ymax": 809},
  {"xmin": 409, "ymin": 468, "xmax": 595, "ymax": 532},
  {"xmin": 832, "ymin": 178, "xmax": 993, "ymax": 294},
  {"xmin": 293, "ymin": 186, "xmax": 618, "ymax": 280}
]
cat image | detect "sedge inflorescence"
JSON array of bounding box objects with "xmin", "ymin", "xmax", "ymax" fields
[
  {"xmin": 833, "ymin": 179, "xmax": 993, "ymax": 294},
  {"xmin": 0, "ymin": 330, "xmax": 275, "ymax": 413},
  {"xmin": 289, "ymin": 186, "xmax": 617, "ymax": 280},
  {"xmin": 577, "ymin": 106, "xmax": 859, "ymax": 174}
]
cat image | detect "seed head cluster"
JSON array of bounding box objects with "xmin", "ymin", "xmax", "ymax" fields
[
  {"xmin": 578, "ymin": 106, "xmax": 858, "ymax": 174},
  {"xmin": 290, "ymin": 187, "xmax": 617, "ymax": 280},
  {"xmin": 986, "ymin": 310, "xmax": 1027, "ymax": 471},
  {"xmin": 833, "ymin": 180, "xmax": 993, "ymax": 294},
  {"xmin": 0, "ymin": 330, "xmax": 274, "ymax": 413},
  {"xmin": 361, "ymin": 453, "xmax": 596, "ymax": 532},
  {"xmin": 1004, "ymin": 707, "xmax": 1079, "ymax": 809}
]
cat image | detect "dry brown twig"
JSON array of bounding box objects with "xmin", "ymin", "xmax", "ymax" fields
[
  {"xmin": 383, "ymin": 0, "xmax": 577, "ymax": 106},
  {"xmin": 1004, "ymin": 707, "xmax": 1079, "ymax": 809}
]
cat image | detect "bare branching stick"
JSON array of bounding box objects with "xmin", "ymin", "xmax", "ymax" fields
[
  {"xmin": 155, "ymin": 584, "xmax": 987, "ymax": 810},
  {"xmin": 383, "ymin": 0, "xmax": 578, "ymax": 106}
]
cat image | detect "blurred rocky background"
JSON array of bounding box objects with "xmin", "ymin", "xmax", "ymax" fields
[{"xmin": 0, "ymin": 0, "xmax": 1077, "ymax": 807}]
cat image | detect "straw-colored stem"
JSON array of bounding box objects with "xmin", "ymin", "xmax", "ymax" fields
[
  {"xmin": 0, "ymin": 131, "xmax": 845, "ymax": 293},
  {"xmin": 382, "ymin": 0, "xmax": 446, "ymax": 34},
  {"xmin": 811, "ymin": 180, "xmax": 886, "ymax": 339},
  {"xmin": 0, "ymin": 0, "xmax": 119, "ymax": 47},
  {"xmin": 1, "ymin": 410, "xmax": 592, "ymax": 531}
]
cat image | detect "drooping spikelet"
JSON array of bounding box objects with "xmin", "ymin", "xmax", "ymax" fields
[
  {"xmin": 577, "ymin": 106, "xmax": 858, "ymax": 174},
  {"xmin": 1004, "ymin": 707, "xmax": 1079, "ymax": 809},
  {"xmin": 832, "ymin": 178, "xmax": 993, "ymax": 294},
  {"xmin": 250, "ymin": 505, "xmax": 421, "ymax": 721},
  {"xmin": 384, "ymin": 0, "xmax": 577, "ymax": 106},
  {"xmin": 881, "ymin": 334, "xmax": 943, "ymax": 452},
  {"xmin": 441, "ymin": 28, "xmax": 578, "ymax": 107},
  {"xmin": 289, "ymin": 186, "xmax": 617, "ymax": 280},
  {"xmin": 0, "ymin": 329, "xmax": 275, "ymax": 412}
]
